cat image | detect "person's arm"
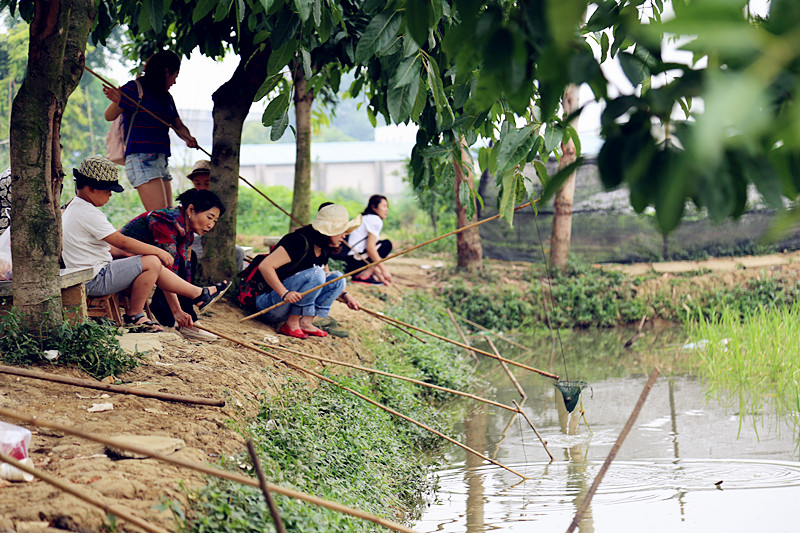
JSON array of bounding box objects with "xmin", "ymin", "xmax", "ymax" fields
[
  {"xmin": 109, "ymin": 245, "xmax": 134, "ymax": 259},
  {"xmin": 172, "ymin": 117, "xmax": 198, "ymax": 149},
  {"xmin": 257, "ymin": 247, "xmax": 302, "ymax": 303},
  {"xmin": 365, "ymin": 233, "xmax": 391, "ymax": 284},
  {"xmin": 103, "ymin": 86, "xmax": 123, "ymax": 121},
  {"xmin": 163, "ymin": 290, "xmax": 193, "ymax": 328},
  {"xmin": 338, "ymin": 291, "xmax": 360, "ymax": 310},
  {"xmin": 103, "ymin": 231, "xmax": 174, "ymax": 269}
]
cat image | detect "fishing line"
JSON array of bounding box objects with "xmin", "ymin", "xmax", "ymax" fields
[{"xmin": 530, "ymin": 203, "xmax": 569, "ymax": 381}]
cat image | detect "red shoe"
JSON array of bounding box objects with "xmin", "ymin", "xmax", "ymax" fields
[
  {"xmin": 302, "ymin": 328, "xmax": 329, "ymax": 337},
  {"xmin": 279, "ymin": 324, "xmax": 308, "ymax": 339}
]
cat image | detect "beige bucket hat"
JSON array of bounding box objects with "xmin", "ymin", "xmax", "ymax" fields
[
  {"xmin": 187, "ymin": 160, "xmax": 211, "ymax": 180},
  {"xmin": 311, "ymin": 204, "xmax": 362, "ymax": 236}
]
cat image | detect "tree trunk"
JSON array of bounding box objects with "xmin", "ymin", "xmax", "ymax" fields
[
  {"xmin": 291, "ymin": 64, "xmax": 314, "ymax": 231},
  {"xmin": 549, "ymin": 83, "xmax": 580, "ymax": 272},
  {"xmin": 454, "ymin": 138, "xmax": 482, "ymax": 270},
  {"xmin": 10, "ymin": 0, "xmax": 95, "ymax": 331},
  {"xmin": 203, "ymin": 48, "xmax": 270, "ymax": 281}
]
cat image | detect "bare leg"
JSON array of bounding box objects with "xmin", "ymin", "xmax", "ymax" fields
[
  {"xmin": 155, "ymin": 268, "xmax": 225, "ymax": 302},
  {"xmin": 136, "ymin": 179, "xmax": 170, "ymax": 211},
  {"xmin": 285, "ymin": 314, "xmax": 303, "ymax": 331},
  {"xmin": 298, "ymin": 315, "xmax": 322, "ymax": 332},
  {"xmin": 354, "ymin": 266, "xmax": 375, "ymax": 279},
  {"xmin": 128, "ymin": 255, "xmax": 161, "ymax": 317},
  {"xmin": 163, "ymin": 178, "xmax": 173, "ymax": 207}
]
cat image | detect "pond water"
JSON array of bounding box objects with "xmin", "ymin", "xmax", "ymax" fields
[{"xmin": 414, "ymin": 328, "xmax": 800, "ymax": 532}]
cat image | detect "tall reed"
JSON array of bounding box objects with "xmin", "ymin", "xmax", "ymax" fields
[{"xmin": 689, "ymin": 304, "xmax": 800, "ymax": 436}]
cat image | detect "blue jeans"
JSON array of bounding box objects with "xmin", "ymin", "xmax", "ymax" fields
[{"xmin": 255, "ymin": 267, "xmax": 345, "ymax": 324}]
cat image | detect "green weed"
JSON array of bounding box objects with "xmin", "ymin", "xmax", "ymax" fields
[{"xmin": 0, "ymin": 308, "xmax": 139, "ymax": 379}]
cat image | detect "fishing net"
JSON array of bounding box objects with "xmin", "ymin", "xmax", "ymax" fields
[{"xmin": 554, "ymin": 380, "xmax": 587, "ymax": 414}]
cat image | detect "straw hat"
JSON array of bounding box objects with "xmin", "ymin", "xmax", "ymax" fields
[
  {"xmin": 187, "ymin": 160, "xmax": 211, "ymax": 180},
  {"xmin": 312, "ymin": 204, "xmax": 362, "ymax": 236},
  {"xmin": 73, "ymin": 155, "xmax": 124, "ymax": 192}
]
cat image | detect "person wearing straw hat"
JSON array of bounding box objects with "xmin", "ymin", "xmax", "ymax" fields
[
  {"xmin": 62, "ymin": 156, "xmax": 229, "ymax": 333},
  {"xmin": 255, "ymin": 204, "xmax": 361, "ymax": 339},
  {"xmin": 103, "ymin": 50, "xmax": 197, "ymax": 213}
]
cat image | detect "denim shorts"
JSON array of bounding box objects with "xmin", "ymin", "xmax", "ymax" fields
[
  {"xmin": 124, "ymin": 152, "xmax": 172, "ymax": 188},
  {"xmin": 85, "ymin": 256, "xmax": 143, "ymax": 297}
]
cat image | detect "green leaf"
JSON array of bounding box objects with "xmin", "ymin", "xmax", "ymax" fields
[
  {"xmin": 193, "ymin": 0, "xmax": 217, "ymax": 23},
  {"xmin": 268, "ymin": 39, "xmax": 297, "ymax": 76},
  {"xmin": 498, "ymin": 170, "xmax": 518, "ymax": 224},
  {"xmin": 301, "ymin": 49, "xmax": 312, "ymax": 79},
  {"xmin": 271, "ymin": 109, "xmax": 290, "ymax": 141},
  {"xmin": 355, "ymin": 11, "xmax": 403, "ymax": 64},
  {"xmin": 478, "ymin": 147, "xmax": 489, "ymax": 172},
  {"xmin": 564, "ymin": 125, "xmax": 581, "ymax": 158},
  {"xmin": 619, "ymin": 51, "xmax": 647, "ymax": 86},
  {"xmin": 214, "ymin": 0, "xmax": 234, "ymax": 22},
  {"xmin": 312, "ymin": 0, "xmax": 322, "ymax": 27},
  {"xmin": 391, "ymin": 55, "xmax": 422, "ymax": 88},
  {"xmin": 262, "ymin": 92, "xmax": 291, "ymax": 126},
  {"xmin": 496, "ymin": 125, "xmax": 536, "ymax": 176},
  {"xmin": 258, "ymin": 0, "xmax": 275, "ymax": 13},
  {"xmin": 406, "ymin": 0, "xmax": 432, "ymax": 46},
  {"xmin": 254, "ymin": 74, "xmax": 282, "ymax": 102},
  {"xmin": 600, "ymin": 32, "xmax": 609, "ymax": 62},
  {"xmin": 539, "ymin": 158, "xmax": 583, "ymax": 204},
  {"xmin": 420, "ymin": 144, "xmax": 454, "ymax": 158},
  {"xmin": 388, "ymin": 75, "xmax": 420, "ymax": 123},
  {"xmin": 145, "ymin": 0, "xmax": 163, "ymax": 34},
  {"xmin": 294, "ymin": 0, "xmax": 311, "ymax": 22},
  {"xmin": 533, "ymin": 160, "xmax": 549, "ymax": 188},
  {"xmin": 543, "ymin": 123, "xmax": 562, "ymax": 154}
]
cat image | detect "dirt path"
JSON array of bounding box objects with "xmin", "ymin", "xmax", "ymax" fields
[{"xmin": 0, "ymin": 257, "xmax": 440, "ymax": 532}]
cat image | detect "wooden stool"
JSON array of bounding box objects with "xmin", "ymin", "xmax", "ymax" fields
[{"xmin": 87, "ymin": 293, "xmax": 123, "ymax": 325}]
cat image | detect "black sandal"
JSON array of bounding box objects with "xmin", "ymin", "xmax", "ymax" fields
[
  {"xmin": 123, "ymin": 312, "xmax": 164, "ymax": 333},
  {"xmin": 193, "ymin": 280, "xmax": 231, "ymax": 313}
]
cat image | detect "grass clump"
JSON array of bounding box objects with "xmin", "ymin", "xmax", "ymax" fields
[
  {"xmin": 690, "ymin": 304, "xmax": 800, "ymax": 435},
  {"xmin": 0, "ymin": 309, "xmax": 139, "ymax": 379},
  {"xmin": 176, "ymin": 292, "xmax": 476, "ymax": 532}
]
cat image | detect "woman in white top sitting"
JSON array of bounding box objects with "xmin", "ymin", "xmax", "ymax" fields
[{"xmin": 344, "ymin": 195, "xmax": 393, "ymax": 285}]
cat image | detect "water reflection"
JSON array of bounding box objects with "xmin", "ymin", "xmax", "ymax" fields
[{"xmin": 415, "ymin": 328, "xmax": 800, "ymax": 532}]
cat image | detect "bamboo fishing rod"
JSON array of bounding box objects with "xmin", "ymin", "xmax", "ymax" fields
[
  {"xmin": 452, "ymin": 310, "xmax": 534, "ymax": 354},
  {"xmin": 565, "ymin": 368, "xmax": 661, "ymax": 533},
  {"xmin": 195, "ymin": 324, "xmax": 528, "ymax": 479},
  {"xmin": 0, "ymin": 364, "xmax": 225, "ymax": 406},
  {"xmin": 0, "ymin": 451, "xmax": 168, "ymax": 533},
  {"xmin": 241, "ymin": 201, "xmax": 535, "ymax": 322},
  {"xmin": 244, "ymin": 332, "xmax": 515, "ymax": 412},
  {"xmin": 246, "ymin": 440, "xmax": 287, "ymax": 533},
  {"xmin": 0, "ymin": 407, "xmax": 420, "ymax": 533},
  {"xmin": 358, "ymin": 306, "xmax": 559, "ymax": 380},
  {"xmin": 83, "ymin": 66, "xmax": 303, "ymax": 226}
]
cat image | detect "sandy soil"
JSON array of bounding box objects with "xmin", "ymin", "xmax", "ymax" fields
[
  {"xmin": 0, "ymin": 257, "xmax": 445, "ymax": 533},
  {"xmin": 2, "ymin": 251, "xmax": 799, "ymax": 532}
]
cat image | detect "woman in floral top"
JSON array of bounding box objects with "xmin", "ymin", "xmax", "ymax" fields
[{"xmin": 121, "ymin": 189, "xmax": 226, "ymax": 340}]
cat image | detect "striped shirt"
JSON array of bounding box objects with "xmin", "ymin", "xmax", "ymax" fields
[{"xmin": 119, "ymin": 79, "xmax": 178, "ymax": 157}]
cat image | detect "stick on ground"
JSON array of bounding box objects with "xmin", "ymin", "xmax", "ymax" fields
[
  {"xmin": 0, "ymin": 451, "xmax": 168, "ymax": 533},
  {"xmin": 0, "ymin": 407, "xmax": 419, "ymax": 533},
  {"xmin": 0, "ymin": 364, "xmax": 224, "ymax": 406}
]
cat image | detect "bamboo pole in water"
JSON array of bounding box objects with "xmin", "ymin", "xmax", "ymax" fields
[
  {"xmin": 487, "ymin": 337, "xmax": 527, "ymax": 399},
  {"xmin": 196, "ymin": 324, "xmax": 528, "ymax": 479},
  {"xmin": 512, "ymin": 399, "xmax": 553, "ymax": 461},
  {"xmin": 359, "ymin": 306, "xmax": 559, "ymax": 380},
  {"xmin": 0, "ymin": 364, "xmax": 225, "ymax": 406},
  {"xmin": 246, "ymin": 440, "xmax": 287, "ymax": 533},
  {"xmin": 0, "ymin": 408, "xmax": 420, "ymax": 533},
  {"xmin": 0, "ymin": 451, "xmax": 168, "ymax": 533},
  {"xmin": 565, "ymin": 368, "xmax": 661, "ymax": 533},
  {"xmin": 240, "ymin": 202, "xmax": 536, "ymax": 322},
  {"xmin": 371, "ymin": 311, "xmax": 428, "ymax": 343}
]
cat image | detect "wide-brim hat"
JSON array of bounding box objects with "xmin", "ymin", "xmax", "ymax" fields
[
  {"xmin": 73, "ymin": 155, "xmax": 124, "ymax": 192},
  {"xmin": 312, "ymin": 204, "xmax": 362, "ymax": 236},
  {"xmin": 187, "ymin": 160, "xmax": 211, "ymax": 180}
]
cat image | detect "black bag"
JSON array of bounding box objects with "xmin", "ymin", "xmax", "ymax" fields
[{"xmin": 236, "ymin": 235, "xmax": 311, "ymax": 311}]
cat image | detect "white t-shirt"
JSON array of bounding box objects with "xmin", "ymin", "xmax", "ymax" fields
[
  {"xmin": 62, "ymin": 196, "xmax": 117, "ymax": 276},
  {"xmin": 347, "ymin": 213, "xmax": 383, "ymax": 256}
]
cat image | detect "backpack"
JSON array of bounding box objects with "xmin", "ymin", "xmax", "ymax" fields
[
  {"xmin": 236, "ymin": 235, "xmax": 311, "ymax": 311},
  {"xmin": 106, "ymin": 79, "xmax": 143, "ymax": 165}
]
